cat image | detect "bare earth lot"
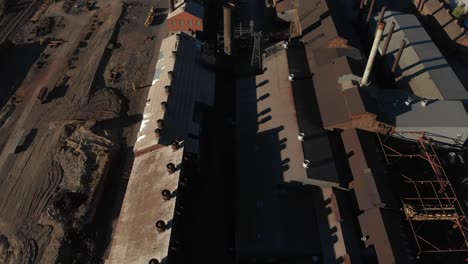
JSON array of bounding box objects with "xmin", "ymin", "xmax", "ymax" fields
[{"xmin": 0, "ymin": 0, "xmax": 168, "ymax": 262}]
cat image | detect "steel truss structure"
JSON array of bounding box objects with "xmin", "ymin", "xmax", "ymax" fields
[{"xmin": 377, "ymin": 132, "xmax": 468, "ymax": 256}]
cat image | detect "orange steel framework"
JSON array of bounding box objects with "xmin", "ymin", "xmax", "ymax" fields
[{"xmin": 377, "ymin": 132, "xmax": 468, "ymax": 256}]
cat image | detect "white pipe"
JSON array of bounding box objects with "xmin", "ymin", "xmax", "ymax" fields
[{"xmin": 361, "ymin": 22, "xmax": 386, "ymax": 86}]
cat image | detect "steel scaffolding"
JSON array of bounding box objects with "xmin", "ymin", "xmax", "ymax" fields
[{"xmin": 377, "ymin": 132, "xmax": 468, "ymax": 256}]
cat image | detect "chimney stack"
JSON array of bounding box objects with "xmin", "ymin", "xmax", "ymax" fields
[
  {"xmin": 361, "ymin": 22, "xmax": 386, "ymax": 86},
  {"xmin": 381, "ymin": 21, "xmax": 395, "ymax": 56},
  {"xmin": 392, "ymin": 39, "xmax": 406, "ymax": 74},
  {"xmin": 366, "ymin": 0, "xmax": 376, "ymax": 23},
  {"xmin": 223, "ymin": 3, "xmax": 234, "ymax": 55}
]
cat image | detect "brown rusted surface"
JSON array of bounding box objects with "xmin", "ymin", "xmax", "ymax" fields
[{"xmin": 106, "ymin": 146, "xmax": 183, "ymax": 263}]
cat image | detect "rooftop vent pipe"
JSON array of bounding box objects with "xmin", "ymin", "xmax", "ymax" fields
[
  {"xmin": 302, "ymin": 160, "xmax": 310, "ymax": 169},
  {"xmin": 420, "ymin": 99, "xmax": 429, "ymax": 107},
  {"xmin": 298, "ymin": 133, "xmax": 305, "ymax": 141},
  {"xmin": 168, "ymin": 71, "xmax": 174, "ymax": 80},
  {"xmin": 167, "ymin": 163, "xmax": 176, "ymax": 173},
  {"xmin": 161, "ymin": 101, "xmax": 167, "ymax": 110},
  {"xmin": 223, "ymin": 3, "xmax": 234, "ymax": 55},
  {"xmin": 162, "ymin": 189, "xmax": 172, "ymax": 200},
  {"xmin": 155, "ymin": 220, "xmax": 166, "ymax": 232},
  {"xmin": 361, "ymin": 22, "xmax": 386, "ymax": 86}
]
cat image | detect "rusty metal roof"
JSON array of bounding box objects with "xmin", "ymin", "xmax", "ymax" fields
[
  {"xmin": 106, "ymin": 146, "xmax": 183, "ymax": 264},
  {"xmin": 358, "ymin": 208, "xmax": 415, "ymax": 264},
  {"xmin": 341, "ymin": 129, "xmax": 397, "ymax": 211},
  {"xmin": 341, "ymin": 129, "xmax": 415, "ymax": 264}
]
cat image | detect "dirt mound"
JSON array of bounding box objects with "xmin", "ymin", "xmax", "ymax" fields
[{"xmin": 0, "ymin": 120, "xmax": 119, "ymax": 263}]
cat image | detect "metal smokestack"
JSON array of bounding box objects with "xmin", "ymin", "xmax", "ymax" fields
[
  {"xmin": 366, "ymin": 0, "xmax": 376, "ymax": 23},
  {"xmin": 223, "ymin": 3, "xmax": 234, "ymax": 55},
  {"xmin": 381, "ymin": 21, "xmax": 395, "ymax": 56},
  {"xmin": 392, "ymin": 40, "xmax": 406, "ymax": 74},
  {"xmin": 361, "ymin": 22, "xmax": 386, "ymax": 86}
]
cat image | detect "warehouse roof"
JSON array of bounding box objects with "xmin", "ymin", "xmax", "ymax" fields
[
  {"xmin": 235, "ymin": 47, "xmax": 323, "ymax": 257},
  {"xmin": 134, "ymin": 32, "xmax": 214, "ymax": 156},
  {"xmin": 341, "ymin": 129, "xmax": 398, "ymax": 211},
  {"xmin": 359, "ymin": 208, "xmax": 414, "ymax": 264},
  {"xmin": 374, "ymin": 11, "xmax": 468, "ymax": 100},
  {"xmin": 167, "ymin": 1, "xmax": 204, "ymax": 20},
  {"xmin": 341, "ymin": 129, "xmax": 414, "ymax": 264},
  {"xmin": 106, "ymin": 146, "xmax": 183, "ymax": 264}
]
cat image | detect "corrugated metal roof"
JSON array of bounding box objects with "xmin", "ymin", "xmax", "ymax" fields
[
  {"xmin": 134, "ymin": 32, "xmax": 214, "ymax": 155},
  {"xmin": 235, "ymin": 47, "xmax": 322, "ymax": 257},
  {"xmin": 374, "ymin": 11, "xmax": 468, "ymax": 99},
  {"xmin": 358, "ymin": 208, "xmax": 415, "ymax": 264},
  {"xmin": 167, "ymin": 1, "xmax": 204, "ymax": 20},
  {"xmin": 106, "ymin": 146, "xmax": 184, "ymax": 264},
  {"xmin": 341, "ymin": 130, "xmax": 414, "ymax": 264}
]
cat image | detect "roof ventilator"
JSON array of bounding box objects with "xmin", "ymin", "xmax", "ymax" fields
[
  {"xmin": 167, "ymin": 163, "xmax": 176, "ymax": 174},
  {"xmin": 155, "ymin": 220, "xmax": 166, "ymax": 232},
  {"xmin": 298, "ymin": 133, "xmax": 305, "ymax": 141},
  {"xmin": 162, "ymin": 189, "xmax": 171, "ymax": 201},
  {"xmin": 302, "ymin": 160, "xmax": 310, "ymax": 169}
]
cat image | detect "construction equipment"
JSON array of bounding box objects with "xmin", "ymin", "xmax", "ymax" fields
[{"xmin": 144, "ymin": 7, "xmax": 156, "ymax": 26}]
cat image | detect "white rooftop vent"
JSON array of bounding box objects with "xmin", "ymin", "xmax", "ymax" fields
[
  {"xmin": 420, "ymin": 99, "xmax": 429, "ymax": 107},
  {"xmin": 404, "ymin": 99, "xmax": 412, "ymax": 106},
  {"xmin": 288, "ymin": 73, "xmax": 295, "ymax": 81},
  {"xmin": 302, "ymin": 160, "xmax": 310, "ymax": 169},
  {"xmin": 298, "ymin": 133, "xmax": 305, "ymax": 141}
]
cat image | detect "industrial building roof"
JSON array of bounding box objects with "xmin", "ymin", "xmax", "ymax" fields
[
  {"xmin": 167, "ymin": 1, "xmax": 204, "ymax": 20},
  {"xmin": 235, "ymin": 47, "xmax": 322, "ymax": 258},
  {"xmin": 415, "ymin": 0, "xmax": 468, "ymax": 42},
  {"xmin": 341, "ymin": 129, "xmax": 414, "ymax": 264},
  {"xmin": 106, "ymin": 146, "xmax": 183, "ymax": 264},
  {"xmin": 374, "ymin": 11, "xmax": 468, "ymax": 100},
  {"xmin": 358, "ymin": 207, "xmax": 414, "ymax": 264},
  {"xmin": 341, "ymin": 129, "xmax": 398, "ymax": 210},
  {"xmin": 133, "ymin": 32, "xmax": 214, "ymax": 156}
]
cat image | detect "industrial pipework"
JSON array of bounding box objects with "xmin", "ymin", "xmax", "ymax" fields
[{"xmin": 361, "ymin": 21, "xmax": 386, "ymax": 86}]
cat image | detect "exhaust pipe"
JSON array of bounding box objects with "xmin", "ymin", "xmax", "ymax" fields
[{"xmin": 361, "ymin": 22, "xmax": 386, "ymax": 86}]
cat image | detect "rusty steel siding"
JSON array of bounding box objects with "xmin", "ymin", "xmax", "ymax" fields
[{"xmin": 167, "ymin": 12, "xmax": 203, "ymax": 32}]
